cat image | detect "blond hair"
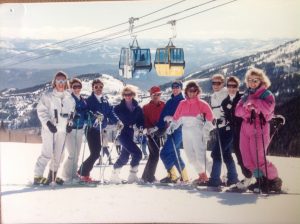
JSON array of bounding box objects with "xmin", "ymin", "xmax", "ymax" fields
[
  {"xmin": 245, "ymin": 67, "xmax": 271, "ymax": 88},
  {"xmin": 121, "ymin": 85, "xmax": 137, "ymax": 97},
  {"xmin": 52, "ymin": 71, "xmax": 69, "ymax": 90},
  {"xmin": 211, "ymin": 74, "xmax": 225, "ymax": 82}
]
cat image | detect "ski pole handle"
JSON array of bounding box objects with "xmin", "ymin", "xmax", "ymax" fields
[{"xmin": 54, "ymin": 109, "xmax": 58, "ymax": 124}]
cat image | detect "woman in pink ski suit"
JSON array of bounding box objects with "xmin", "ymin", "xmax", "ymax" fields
[
  {"xmin": 169, "ymin": 81, "xmax": 214, "ymax": 183},
  {"xmin": 235, "ymin": 68, "xmax": 282, "ymax": 192}
]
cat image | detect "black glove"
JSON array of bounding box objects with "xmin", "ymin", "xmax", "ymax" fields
[
  {"xmin": 272, "ymin": 115, "xmax": 285, "ymax": 126},
  {"xmin": 46, "ymin": 121, "xmax": 57, "ymax": 133},
  {"xmin": 66, "ymin": 124, "xmax": 73, "ymax": 133}
]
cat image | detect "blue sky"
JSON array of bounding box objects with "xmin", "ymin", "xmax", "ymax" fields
[{"xmin": 0, "ymin": 0, "xmax": 299, "ymax": 40}]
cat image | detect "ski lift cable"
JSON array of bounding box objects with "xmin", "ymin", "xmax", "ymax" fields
[
  {"xmin": 2, "ymin": 0, "xmax": 237, "ymax": 67},
  {"xmin": 0, "ymin": 0, "xmax": 187, "ymax": 62},
  {"xmin": 2, "ymin": 0, "xmax": 218, "ymax": 66}
]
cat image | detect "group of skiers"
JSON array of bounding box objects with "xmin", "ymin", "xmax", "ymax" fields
[{"xmin": 33, "ymin": 67, "xmax": 284, "ymax": 193}]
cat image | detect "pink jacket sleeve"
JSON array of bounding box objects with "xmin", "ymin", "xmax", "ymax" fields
[
  {"xmin": 235, "ymin": 99, "xmax": 249, "ymax": 119},
  {"xmin": 251, "ymin": 95, "xmax": 275, "ymax": 117},
  {"xmin": 201, "ymin": 101, "xmax": 214, "ymax": 121},
  {"xmin": 173, "ymin": 101, "xmax": 184, "ymax": 121}
]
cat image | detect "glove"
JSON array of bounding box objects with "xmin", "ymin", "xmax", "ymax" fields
[
  {"xmin": 147, "ymin": 126, "xmax": 158, "ymax": 135},
  {"xmin": 116, "ymin": 120, "xmax": 124, "ymax": 131},
  {"xmin": 163, "ymin": 116, "xmax": 173, "ymax": 123},
  {"xmin": 66, "ymin": 124, "xmax": 73, "ymax": 133},
  {"xmin": 241, "ymin": 88, "xmax": 250, "ymax": 103},
  {"xmin": 166, "ymin": 122, "xmax": 178, "ymax": 135},
  {"xmin": 46, "ymin": 121, "xmax": 57, "ymax": 133},
  {"xmin": 272, "ymin": 115, "xmax": 285, "ymax": 126}
]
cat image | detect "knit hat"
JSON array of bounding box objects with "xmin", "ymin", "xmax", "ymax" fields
[{"xmin": 149, "ymin": 86, "xmax": 162, "ymax": 95}]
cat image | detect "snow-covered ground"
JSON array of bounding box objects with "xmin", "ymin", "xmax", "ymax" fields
[{"xmin": 1, "ymin": 142, "xmax": 300, "ymax": 223}]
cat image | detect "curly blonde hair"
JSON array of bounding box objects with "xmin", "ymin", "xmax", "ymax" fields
[
  {"xmin": 245, "ymin": 67, "xmax": 271, "ymax": 88},
  {"xmin": 121, "ymin": 85, "xmax": 137, "ymax": 97}
]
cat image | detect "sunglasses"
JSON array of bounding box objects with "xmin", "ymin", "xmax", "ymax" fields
[
  {"xmin": 227, "ymin": 84, "xmax": 238, "ymax": 88},
  {"xmin": 94, "ymin": 85, "xmax": 103, "ymax": 90},
  {"xmin": 212, "ymin": 81, "xmax": 223, "ymax": 86},
  {"xmin": 248, "ymin": 78, "xmax": 260, "ymax": 84},
  {"xmin": 123, "ymin": 93, "xmax": 133, "ymax": 97},
  {"xmin": 55, "ymin": 79, "xmax": 66, "ymax": 84},
  {"xmin": 72, "ymin": 85, "xmax": 82, "ymax": 89},
  {"xmin": 152, "ymin": 93, "xmax": 161, "ymax": 97}
]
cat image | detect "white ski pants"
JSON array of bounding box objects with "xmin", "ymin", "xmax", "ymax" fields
[
  {"xmin": 62, "ymin": 128, "xmax": 84, "ymax": 180},
  {"xmin": 34, "ymin": 128, "xmax": 67, "ymax": 177},
  {"xmin": 181, "ymin": 117, "xmax": 212, "ymax": 174}
]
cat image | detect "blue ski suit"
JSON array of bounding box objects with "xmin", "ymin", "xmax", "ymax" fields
[
  {"xmin": 113, "ymin": 99, "xmax": 144, "ymax": 168},
  {"xmin": 156, "ymin": 93, "xmax": 185, "ymax": 172},
  {"xmin": 78, "ymin": 93, "xmax": 119, "ymax": 177}
]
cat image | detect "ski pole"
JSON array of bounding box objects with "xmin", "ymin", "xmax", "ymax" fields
[
  {"xmin": 71, "ymin": 118, "xmax": 79, "ymax": 183},
  {"xmin": 252, "ymin": 109, "xmax": 262, "ymax": 194},
  {"xmin": 99, "ymin": 129, "xmax": 121, "ymax": 183},
  {"xmin": 170, "ymin": 133, "xmax": 183, "ymax": 182},
  {"xmin": 259, "ymin": 113, "xmax": 269, "ymax": 194},
  {"xmin": 51, "ymin": 109, "xmax": 58, "ymax": 186},
  {"xmin": 215, "ymin": 120, "xmax": 227, "ymax": 185},
  {"xmin": 55, "ymin": 112, "xmax": 74, "ymax": 183}
]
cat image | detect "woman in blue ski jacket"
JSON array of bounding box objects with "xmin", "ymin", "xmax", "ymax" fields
[
  {"xmin": 150, "ymin": 80, "xmax": 188, "ymax": 183},
  {"xmin": 77, "ymin": 78, "xmax": 121, "ymax": 182},
  {"xmin": 110, "ymin": 85, "xmax": 144, "ymax": 184}
]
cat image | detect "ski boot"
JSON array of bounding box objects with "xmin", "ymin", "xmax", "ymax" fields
[
  {"xmin": 128, "ymin": 166, "xmax": 139, "ymax": 184},
  {"xmin": 110, "ymin": 168, "xmax": 123, "ymax": 184},
  {"xmin": 160, "ymin": 166, "xmax": 178, "ymax": 184},
  {"xmin": 55, "ymin": 177, "xmax": 64, "ymax": 185},
  {"xmin": 192, "ymin": 172, "xmax": 209, "ymax": 186},
  {"xmin": 179, "ymin": 168, "xmax": 189, "ymax": 184},
  {"xmin": 268, "ymin": 177, "xmax": 282, "ymax": 193},
  {"xmin": 33, "ymin": 176, "xmax": 47, "ymax": 185}
]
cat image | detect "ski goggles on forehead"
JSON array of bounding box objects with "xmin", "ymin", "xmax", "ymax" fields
[{"xmin": 55, "ymin": 79, "xmax": 67, "ymax": 84}]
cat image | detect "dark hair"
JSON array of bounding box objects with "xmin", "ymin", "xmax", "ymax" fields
[
  {"xmin": 226, "ymin": 76, "xmax": 240, "ymax": 86},
  {"xmin": 184, "ymin": 81, "xmax": 201, "ymax": 96},
  {"xmin": 92, "ymin": 78, "xmax": 104, "ymax": 87},
  {"xmin": 70, "ymin": 78, "xmax": 82, "ymax": 87}
]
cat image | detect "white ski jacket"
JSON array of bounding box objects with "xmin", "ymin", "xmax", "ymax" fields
[
  {"xmin": 210, "ymin": 87, "xmax": 228, "ymax": 128},
  {"xmin": 37, "ymin": 89, "xmax": 75, "ymax": 132}
]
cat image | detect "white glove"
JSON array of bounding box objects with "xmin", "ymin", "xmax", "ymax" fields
[
  {"xmin": 163, "ymin": 116, "xmax": 173, "ymax": 123},
  {"xmin": 147, "ymin": 126, "xmax": 158, "ymax": 135},
  {"xmin": 166, "ymin": 121, "xmax": 178, "ymax": 135},
  {"xmin": 203, "ymin": 121, "xmax": 214, "ymax": 140},
  {"xmin": 116, "ymin": 120, "xmax": 124, "ymax": 131}
]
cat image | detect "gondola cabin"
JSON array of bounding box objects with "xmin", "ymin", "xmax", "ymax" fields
[
  {"xmin": 119, "ymin": 47, "xmax": 152, "ymax": 79},
  {"xmin": 154, "ymin": 46, "xmax": 185, "ymax": 77}
]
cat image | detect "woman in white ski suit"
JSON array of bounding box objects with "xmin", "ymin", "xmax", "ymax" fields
[
  {"xmin": 33, "ymin": 71, "xmax": 75, "ymax": 185},
  {"xmin": 167, "ymin": 81, "xmax": 214, "ymax": 183}
]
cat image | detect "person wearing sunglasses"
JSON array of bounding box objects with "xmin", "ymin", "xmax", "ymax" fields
[
  {"xmin": 110, "ymin": 85, "xmax": 144, "ymax": 184},
  {"xmin": 206, "ymin": 74, "xmax": 239, "ymax": 187},
  {"xmin": 221, "ymin": 76, "xmax": 252, "ymax": 191},
  {"xmin": 141, "ymin": 86, "xmax": 165, "ymax": 184},
  {"xmin": 33, "ymin": 71, "xmax": 75, "ymax": 185},
  {"xmin": 155, "ymin": 80, "xmax": 187, "ymax": 184},
  {"xmin": 235, "ymin": 68, "xmax": 282, "ymax": 193},
  {"xmin": 77, "ymin": 78, "xmax": 121, "ymax": 183},
  {"xmin": 61, "ymin": 78, "xmax": 88, "ymax": 184},
  {"xmin": 168, "ymin": 81, "xmax": 214, "ymax": 185}
]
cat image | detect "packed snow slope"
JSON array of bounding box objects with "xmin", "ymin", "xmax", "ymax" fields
[{"xmin": 1, "ymin": 142, "xmax": 300, "ymax": 223}]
